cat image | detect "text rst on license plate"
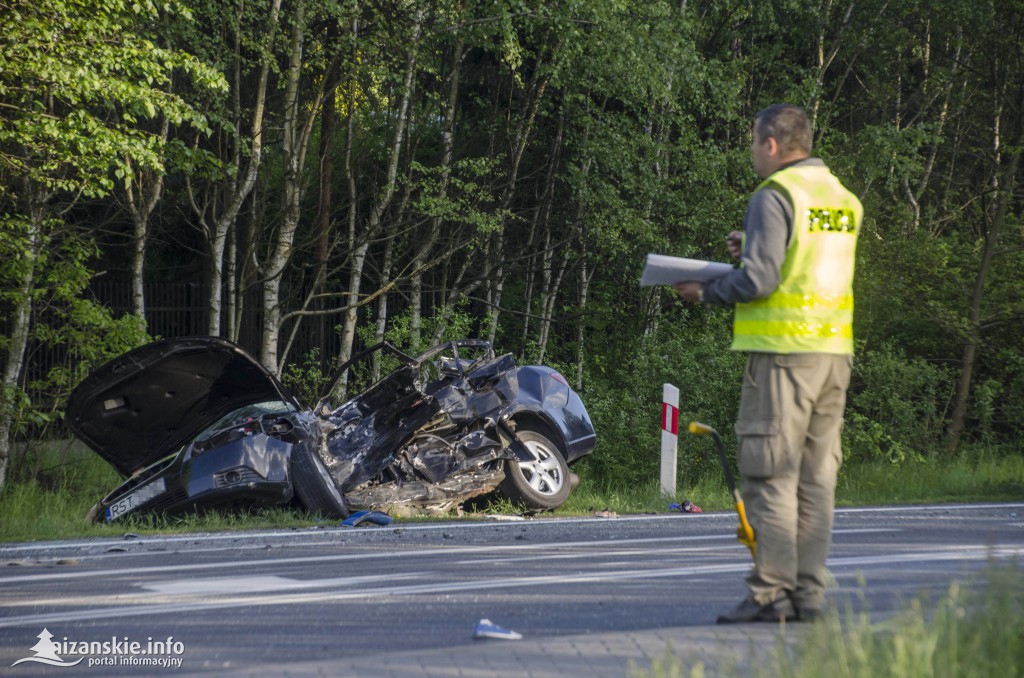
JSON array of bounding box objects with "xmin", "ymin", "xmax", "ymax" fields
[{"xmin": 105, "ymin": 478, "xmax": 167, "ymax": 521}]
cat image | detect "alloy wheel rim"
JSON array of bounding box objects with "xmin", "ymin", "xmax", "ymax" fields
[{"xmin": 519, "ymin": 440, "xmax": 563, "ymax": 495}]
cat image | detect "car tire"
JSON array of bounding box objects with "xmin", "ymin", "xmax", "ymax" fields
[
  {"xmin": 291, "ymin": 446, "xmax": 349, "ymax": 519},
  {"xmin": 498, "ymin": 429, "xmax": 571, "ymax": 510}
]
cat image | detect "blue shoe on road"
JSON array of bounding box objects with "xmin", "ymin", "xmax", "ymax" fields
[
  {"xmin": 473, "ymin": 618, "xmax": 523, "ymax": 640},
  {"xmin": 340, "ymin": 510, "xmax": 393, "ymax": 527}
]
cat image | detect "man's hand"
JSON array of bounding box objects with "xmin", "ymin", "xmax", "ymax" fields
[
  {"xmin": 727, "ymin": 231, "xmax": 743, "ymax": 260},
  {"xmin": 673, "ymin": 281, "xmax": 704, "ymax": 303}
]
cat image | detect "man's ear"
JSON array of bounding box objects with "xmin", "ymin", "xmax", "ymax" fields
[{"xmin": 766, "ymin": 136, "xmax": 780, "ymax": 157}]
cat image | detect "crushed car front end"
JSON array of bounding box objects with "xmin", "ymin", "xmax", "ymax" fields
[
  {"xmin": 71, "ymin": 336, "xmax": 596, "ymax": 522},
  {"xmin": 318, "ymin": 340, "xmax": 597, "ymax": 513},
  {"xmin": 82, "ymin": 400, "xmax": 328, "ymax": 523},
  {"xmin": 89, "ymin": 406, "xmax": 299, "ymax": 522},
  {"xmin": 67, "ymin": 337, "xmax": 312, "ymax": 523}
]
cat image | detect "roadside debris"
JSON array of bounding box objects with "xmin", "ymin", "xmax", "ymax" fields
[
  {"xmin": 473, "ymin": 619, "xmax": 523, "ymax": 640},
  {"xmin": 339, "ymin": 510, "xmax": 393, "ymax": 527},
  {"xmin": 669, "ymin": 500, "xmax": 703, "ymax": 513},
  {"xmin": 593, "ymin": 509, "xmax": 618, "ymax": 518},
  {"xmin": 2, "ymin": 558, "xmax": 80, "ymax": 567}
]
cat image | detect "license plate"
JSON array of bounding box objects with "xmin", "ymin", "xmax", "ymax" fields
[{"xmin": 105, "ymin": 478, "xmax": 167, "ymax": 521}]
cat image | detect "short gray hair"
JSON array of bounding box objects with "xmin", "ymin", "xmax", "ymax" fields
[{"xmin": 754, "ymin": 104, "xmax": 812, "ymax": 156}]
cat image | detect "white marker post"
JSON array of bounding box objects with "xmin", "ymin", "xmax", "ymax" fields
[{"xmin": 660, "ymin": 383, "xmax": 679, "ymax": 498}]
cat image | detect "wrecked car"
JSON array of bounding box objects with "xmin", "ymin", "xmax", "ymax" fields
[{"xmin": 67, "ymin": 337, "xmax": 596, "ymax": 522}]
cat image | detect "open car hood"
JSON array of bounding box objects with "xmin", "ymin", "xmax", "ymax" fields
[{"xmin": 66, "ymin": 337, "xmax": 299, "ymax": 477}]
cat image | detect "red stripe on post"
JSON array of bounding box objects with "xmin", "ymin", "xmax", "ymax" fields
[{"xmin": 662, "ymin": 402, "xmax": 678, "ymax": 435}]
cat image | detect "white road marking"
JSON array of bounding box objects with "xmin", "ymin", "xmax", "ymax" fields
[
  {"xmin": 2, "ymin": 502, "xmax": 1020, "ymax": 554},
  {"xmin": 0, "ymin": 535, "xmax": 731, "ymax": 586},
  {"xmin": 3, "ymin": 573, "xmax": 423, "ymax": 609},
  {"xmin": 459, "ymin": 529, "xmax": 900, "ymax": 566},
  {"xmin": 0, "ymin": 529, "xmax": 896, "ymax": 587},
  {"xmin": 0, "ymin": 545, "xmax": 1020, "ymax": 629},
  {"xmin": 833, "ymin": 503, "xmax": 1024, "ymax": 514},
  {"xmin": 139, "ymin": 572, "xmax": 417, "ymax": 595},
  {"xmin": 461, "ymin": 546, "xmax": 740, "ymax": 565},
  {"xmin": 142, "ymin": 574, "xmax": 296, "ymax": 595}
]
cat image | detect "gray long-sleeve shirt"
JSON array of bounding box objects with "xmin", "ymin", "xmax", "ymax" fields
[{"xmin": 703, "ymin": 157, "xmax": 826, "ymax": 307}]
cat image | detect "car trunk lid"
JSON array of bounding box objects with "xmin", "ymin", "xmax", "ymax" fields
[{"xmin": 66, "ymin": 337, "xmax": 298, "ymax": 477}]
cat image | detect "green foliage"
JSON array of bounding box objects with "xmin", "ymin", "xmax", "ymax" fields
[
  {"xmin": 356, "ymin": 303, "xmax": 478, "ymax": 357},
  {"xmin": 0, "ymin": 0, "xmax": 221, "ymax": 479},
  {"xmin": 1, "ymin": 441, "xmax": 120, "ymax": 540},
  {"xmin": 770, "ymin": 568, "xmax": 1024, "ymax": 678},
  {"xmin": 0, "ymin": 0, "xmax": 225, "ymax": 198},
  {"xmin": 582, "ymin": 308, "xmax": 747, "ymax": 487},
  {"xmin": 8, "ymin": 302, "xmax": 149, "ymax": 443},
  {"xmin": 3, "ymin": 0, "xmax": 1024, "ymax": 498},
  {"xmin": 280, "ymin": 348, "xmax": 330, "ymax": 409},
  {"xmin": 1, "ymin": 220, "xmax": 150, "ymax": 444},
  {"xmin": 409, "ymin": 158, "xmax": 510, "ymax": 236},
  {"xmin": 843, "ymin": 342, "xmax": 954, "ymax": 464},
  {"xmin": 993, "ymin": 351, "xmax": 1024, "ymax": 442},
  {"xmin": 842, "ymin": 411, "xmax": 919, "ymax": 467}
]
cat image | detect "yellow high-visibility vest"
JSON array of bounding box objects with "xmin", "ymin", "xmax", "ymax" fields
[{"xmin": 732, "ymin": 165, "xmax": 862, "ymax": 355}]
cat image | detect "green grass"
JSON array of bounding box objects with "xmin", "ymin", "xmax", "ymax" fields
[
  {"xmin": 633, "ymin": 563, "xmax": 1024, "ymax": 678},
  {"xmin": 835, "ymin": 452, "xmax": 1024, "ymax": 505},
  {"xmin": 561, "ymin": 471, "xmax": 734, "ymax": 515},
  {"xmin": 0, "ymin": 445, "xmax": 321, "ymax": 542},
  {"xmin": 563, "ymin": 451, "xmax": 1024, "ymax": 516},
  {"xmin": 0, "ymin": 476, "xmax": 319, "ymax": 542},
  {"xmin": 1, "ymin": 443, "xmax": 1022, "ymax": 542}
]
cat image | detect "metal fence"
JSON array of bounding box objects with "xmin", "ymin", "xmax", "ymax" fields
[
  {"xmin": 3, "ymin": 279, "xmax": 354, "ymax": 422},
  {"xmin": 90, "ymin": 279, "xmax": 211, "ymax": 338}
]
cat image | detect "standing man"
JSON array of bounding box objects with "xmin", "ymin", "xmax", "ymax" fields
[{"xmin": 675, "ymin": 104, "xmax": 862, "ymax": 623}]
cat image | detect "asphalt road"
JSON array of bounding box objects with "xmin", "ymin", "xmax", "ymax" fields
[{"xmin": 1, "ymin": 502, "xmax": 1022, "ymax": 676}]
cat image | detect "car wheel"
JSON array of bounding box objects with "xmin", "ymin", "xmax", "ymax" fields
[
  {"xmin": 291, "ymin": 446, "xmax": 349, "ymax": 519},
  {"xmin": 498, "ymin": 429, "xmax": 571, "ymax": 510}
]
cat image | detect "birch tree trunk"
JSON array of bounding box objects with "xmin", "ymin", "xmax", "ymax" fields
[
  {"xmin": 946, "ymin": 132, "xmax": 1023, "ymax": 452},
  {"xmin": 575, "ymin": 254, "xmax": 593, "ymax": 389},
  {"xmin": 0, "ymin": 190, "xmax": 47, "ymax": 489},
  {"xmin": 312, "ymin": 20, "xmax": 340, "ymax": 368},
  {"xmin": 333, "ymin": 4, "xmax": 425, "ymax": 397},
  {"xmin": 123, "ymin": 116, "xmax": 168, "ymax": 322},
  {"xmin": 484, "ymin": 47, "xmax": 553, "ymax": 345},
  {"xmin": 188, "ymin": 0, "xmax": 281, "ymax": 337},
  {"xmin": 371, "ymin": 235, "xmax": 395, "ymax": 381},
  {"xmin": 260, "ymin": 0, "xmax": 338, "ymax": 373},
  {"xmin": 410, "ymin": 29, "xmax": 463, "ymax": 350},
  {"xmin": 535, "ymin": 240, "xmax": 570, "ymax": 365},
  {"xmin": 259, "ymin": 0, "xmax": 308, "ymax": 371},
  {"xmin": 529, "ymin": 112, "xmax": 565, "ymax": 362}
]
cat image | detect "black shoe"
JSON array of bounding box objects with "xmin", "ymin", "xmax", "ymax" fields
[
  {"xmin": 716, "ymin": 596, "xmax": 796, "ymax": 624},
  {"xmin": 795, "ymin": 606, "xmax": 822, "ymax": 622}
]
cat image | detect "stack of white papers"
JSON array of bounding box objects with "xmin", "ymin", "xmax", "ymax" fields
[{"xmin": 639, "ymin": 253, "xmax": 732, "ymax": 286}]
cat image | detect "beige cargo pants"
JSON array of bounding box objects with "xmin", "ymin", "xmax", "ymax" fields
[{"xmin": 735, "ymin": 351, "xmax": 852, "ymax": 611}]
